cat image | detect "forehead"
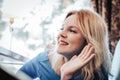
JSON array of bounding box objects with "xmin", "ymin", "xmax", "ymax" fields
[{"xmin": 63, "ymin": 14, "xmax": 78, "ymax": 27}]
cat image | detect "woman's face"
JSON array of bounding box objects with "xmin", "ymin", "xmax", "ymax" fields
[{"xmin": 57, "ymin": 14, "xmax": 85, "ymax": 57}]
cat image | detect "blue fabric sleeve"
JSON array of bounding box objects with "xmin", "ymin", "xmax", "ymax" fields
[{"xmin": 20, "ymin": 59, "xmax": 37, "ymax": 79}]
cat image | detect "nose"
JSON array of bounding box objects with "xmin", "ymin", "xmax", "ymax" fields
[{"xmin": 58, "ymin": 30, "xmax": 67, "ymax": 39}]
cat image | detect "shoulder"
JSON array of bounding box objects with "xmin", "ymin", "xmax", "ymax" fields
[
  {"xmin": 27, "ymin": 50, "xmax": 51, "ymax": 69},
  {"xmin": 34, "ymin": 50, "xmax": 49, "ymax": 62},
  {"xmin": 19, "ymin": 51, "xmax": 50, "ymax": 78},
  {"xmin": 23, "ymin": 50, "xmax": 49, "ymax": 65}
]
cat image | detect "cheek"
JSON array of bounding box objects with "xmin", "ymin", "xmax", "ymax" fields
[
  {"xmin": 70, "ymin": 42, "xmax": 82, "ymax": 50},
  {"xmin": 70, "ymin": 37, "xmax": 85, "ymax": 48},
  {"xmin": 71, "ymin": 36, "xmax": 84, "ymax": 44}
]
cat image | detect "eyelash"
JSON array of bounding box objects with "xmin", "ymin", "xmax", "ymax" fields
[
  {"xmin": 60, "ymin": 28, "xmax": 77, "ymax": 33},
  {"xmin": 69, "ymin": 29, "xmax": 77, "ymax": 33}
]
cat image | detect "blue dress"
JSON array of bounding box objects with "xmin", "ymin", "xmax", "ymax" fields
[{"xmin": 20, "ymin": 51, "xmax": 82, "ymax": 80}]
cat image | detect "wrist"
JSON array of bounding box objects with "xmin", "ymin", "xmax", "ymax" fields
[{"xmin": 60, "ymin": 68, "xmax": 72, "ymax": 80}]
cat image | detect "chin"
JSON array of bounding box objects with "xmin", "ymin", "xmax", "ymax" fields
[
  {"xmin": 57, "ymin": 50, "xmax": 71, "ymax": 56},
  {"xmin": 57, "ymin": 50, "xmax": 63, "ymax": 54},
  {"xmin": 57, "ymin": 49, "xmax": 65, "ymax": 54}
]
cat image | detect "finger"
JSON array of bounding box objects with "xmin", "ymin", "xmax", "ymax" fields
[
  {"xmin": 82, "ymin": 43, "xmax": 92, "ymax": 56},
  {"xmin": 82, "ymin": 46, "xmax": 94, "ymax": 60},
  {"xmin": 78, "ymin": 44, "xmax": 92, "ymax": 58},
  {"xmin": 79, "ymin": 54, "xmax": 95, "ymax": 68},
  {"xmin": 78, "ymin": 44, "xmax": 88, "ymax": 58},
  {"xmin": 84, "ymin": 54, "xmax": 95, "ymax": 64}
]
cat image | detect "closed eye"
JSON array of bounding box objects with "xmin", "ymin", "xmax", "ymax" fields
[
  {"xmin": 60, "ymin": 26, "xmax": 77, "ymax": 33},
  {"xmin": 69, "ymin": 29, "xmax": 77, "ymax": 33}
]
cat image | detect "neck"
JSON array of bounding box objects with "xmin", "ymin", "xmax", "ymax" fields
[
  {"xmin": 65, "ymin": 42, "xmax": 87, "ymax": 61},
  {"xmin": 64, "ymin": 48, "xmax": 83, "ymax": 61}
]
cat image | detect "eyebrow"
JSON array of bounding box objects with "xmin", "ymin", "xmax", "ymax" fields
[
  {"xmin": 69, "ymin": 26, "xmax": 79, "ymax": 30},
  {"xmin": 62, "ymin": 24, "xmax": 80, "ymax": 30}
]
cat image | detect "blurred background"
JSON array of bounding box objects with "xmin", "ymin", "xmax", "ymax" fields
[{"xmin": 0, "ymin": 0, "xmax": 120, "ymax": 74}]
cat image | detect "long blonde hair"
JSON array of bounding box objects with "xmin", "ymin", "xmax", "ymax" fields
[{"xmin": 52, "ymin": 9, "xmax": 111, "ymax": 80}]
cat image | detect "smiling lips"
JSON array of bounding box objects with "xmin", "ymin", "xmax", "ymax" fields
[{"xmin": 58, "ymin": 40, "xmax": 69, "ymax": 46}]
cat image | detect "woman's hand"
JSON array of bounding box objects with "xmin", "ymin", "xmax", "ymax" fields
[{"xmin": 60, "ymin": 44, "xmax": 95, "ymax": 80}]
